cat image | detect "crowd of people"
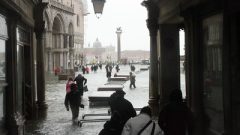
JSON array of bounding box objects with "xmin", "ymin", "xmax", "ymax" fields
[
  {"xmin": 98, "ymin": 89, "xmax": 193, "ymax": 135},
  {"xmin": 63, "ymin": 64, "xmax": 193, "ymax": 135}
]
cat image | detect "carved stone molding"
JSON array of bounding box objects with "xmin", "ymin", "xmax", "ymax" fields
[
  {"xmin": 142, "ymin": 0, "xmax": 159, "ymax": 37},
  {"xmin": 146, "ymin": 19, "xmax": 159, "ymax": 37}
]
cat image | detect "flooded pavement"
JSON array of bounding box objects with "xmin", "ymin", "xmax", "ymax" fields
[{"xmin": 25, "ymin": 64, "xmax": 185, "ymax": 135}]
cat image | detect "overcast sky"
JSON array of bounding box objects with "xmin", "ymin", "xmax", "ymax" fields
[{"xmin": 85, "ymin": 0, "xmax": 150, "ymax": 51}]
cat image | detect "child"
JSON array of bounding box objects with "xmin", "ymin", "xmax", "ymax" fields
[{"xmin": 66, "ymin": 77, "xmax": 74, "ymax": 93}]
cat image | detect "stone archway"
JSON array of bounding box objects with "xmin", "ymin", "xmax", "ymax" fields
[
  {"xmin": 52, "ymin": 15, "xmax": 64, "ymax": 71},
  {"xmin": 43, "ymin": 10, "xmax": 52, "ymax": 72}
]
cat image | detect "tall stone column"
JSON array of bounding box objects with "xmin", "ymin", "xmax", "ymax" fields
[
  {"xmin": 6, "ymin": 14, "xmax": 25, "ymax": 135},
  {"xmin": 34, "ymin": 3, "xmax": 48, "ymax": 110},
  {"xmin": 116, "ymin": 27, "xmax": 122, "ymax": 63},
  {"xmin": 142, "ymin": 0, "xmax": 159, "ymax": 117},
  {"xmin": 158, "ymin": 24, "xmax": 180, "ymax": 107}
]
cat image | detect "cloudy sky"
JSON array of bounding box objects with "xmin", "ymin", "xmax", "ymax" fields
[{"xmin": 84, "ymin": 0, "xmax": 150, "ymax": 51}]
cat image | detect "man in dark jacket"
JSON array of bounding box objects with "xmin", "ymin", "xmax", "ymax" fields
[
  {"xmin": 158, "ymin": 89, "xmax": 194, "ymax": 135},
  {"xmin": 64, "ymin": 83, "xmax": 81, "ymax": 123},
  {"xmin": 74, "ymin": 74, "xmax": 87, "ymax": 96},
  {"xmin": 108, "ymin": 90, "xmax": 137, "ymax": 131}
]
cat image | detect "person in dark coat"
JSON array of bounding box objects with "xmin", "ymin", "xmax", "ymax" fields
[
  {"xmin": 64, "ymin": 83, "xmax": 81, "ymax": 123},
  {"xmin": 158, "ymin": 89, "xmax": 194, "ymax": 135},
  {"xmin": 74, "ymin": 74, "xmax": 87, "ymax": 96},
  {"xmin": 98, "ymin": 111, "xmax": 123, "ymax": 135},
  {"xmin": 108, "ymin": 90, "xmax": 137, "ymax": 131}
]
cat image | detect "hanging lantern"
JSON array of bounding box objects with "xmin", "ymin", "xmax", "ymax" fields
[{"xmin": 92, "ymin": 0, "xmax": 106, "ymax": 19}]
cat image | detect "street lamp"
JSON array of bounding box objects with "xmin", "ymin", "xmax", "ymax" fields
[{"xmin": 92, "ymin": 0, "xmax": 105, "ymax": 19}]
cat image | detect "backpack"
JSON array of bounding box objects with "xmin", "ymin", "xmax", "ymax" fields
[{"xmin": 70, "ymin": 83, "xmax": 77, "ymax": 91}]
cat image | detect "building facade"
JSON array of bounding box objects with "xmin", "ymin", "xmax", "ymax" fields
[
  {"xmin": 121, "ymin": 50, "xmax": 150, "ymax": 63},
  {"xmin": 42, "ymin": 0, "xmax": 86, "ymax": 72}
]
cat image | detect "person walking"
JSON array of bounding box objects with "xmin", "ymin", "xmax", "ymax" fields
[
  {"xmin": 115, "ymin": 64, "xmax": 120, "ymax": 72},
  {"xmin": 129, "ymin": 72, "xmax": 136, "ymax": 88},
  {"xmin": 158, "ymin": 89, "xmax": 194, "ymax": 135},
  {"xmin": 108, "ymin": 90, "xmax": 137, "ymax": 131},
  {"xmin": 74, "ymin": 74, "xmax": 87, "ymax": 97},
  {"xmin": 64, "ymin": 82, "xmax": 81, "ymax": 123},
  {"xmin": 121, "ymin": 106, "xmax": 162, "ymax": 135}
]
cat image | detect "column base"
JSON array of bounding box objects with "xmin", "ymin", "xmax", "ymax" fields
[
  {"xmin": 7, "ymin": 112, "xmax": 25, "ymax": 135},
  {"xmin": 148, "ymin": 97, "xmax": 159, "ymax": 117},
  {"xmin": 36, "ymin": 101, "xmax": 48, "ymax": 110}
]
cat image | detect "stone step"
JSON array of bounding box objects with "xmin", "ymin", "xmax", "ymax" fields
[
  {"xmin": 140, "ymin": 67, "xmax": 149, "ymax": 71},
  {"xmin": 115, "ymin": 74, "xmax": 130, "ymax": 79},
  {"xmin": 105, "ymin": 81, "xmax": 126, "ymax": 85},
  {"xmin": 109, "ymin": 77, "xmax": 128, "ymax": 81},
  {"xmin": 88, "ymin": 91, "xmax": 115, "ymax": 107},
  {"xmin": 97, "ymin": 85, "xmax": 124, "ymax": 91}
]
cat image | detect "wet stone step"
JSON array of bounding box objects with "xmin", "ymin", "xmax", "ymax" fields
[
  {"xmin": 109, "ymin": 77, "xmax": 128, "ymax": 81},
  {"xmin": 105, "ymin": 81, "xmax": 126, "ymax": 85},
  {"xmin": 88, "ymin": 91, "xmax": 115, "ymax": 107},
  {"xmin": 115, "ymin": 74, "xmax": 130, "ymax": 79},
  {"xmin": 140, "ymin": 67, "xmax": 149, "ymax": 71},
  {"xmin": 97, "ymin": 85, "xmax": 124, "ymax": 91}
]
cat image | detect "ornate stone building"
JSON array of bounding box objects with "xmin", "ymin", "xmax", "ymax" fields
[{"xmin": 42, "ymin": 0, "xmax": 87, "ymax": 72}]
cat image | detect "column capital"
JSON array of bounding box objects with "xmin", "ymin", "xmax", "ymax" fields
[
  {"xmin": 142, "ymin": 0, "xmax": 159, "ymax": 20},
  {"xmin": 146, "ymin": 19, "xmax": 159, "ymax": 37},
  {"xmin": 34, "ymin": 3, "xmax": 48, "ymax": 39},
  {"xmin": 142, "ymin": 0, "xmax": 159, "ymax": 37}
]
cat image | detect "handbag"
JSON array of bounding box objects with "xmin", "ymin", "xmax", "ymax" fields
[{"xmin": 83, "ymin": 85, "xmax": 88, "ymax": 92}]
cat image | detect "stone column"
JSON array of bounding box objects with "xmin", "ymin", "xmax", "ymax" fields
[
  {"xmin": 142, "ymin": 0, "xmax": 159, "ymax": 117},
  {"xmin": 5, "ymin": 14, "xmax": 25, "ymax": 135},
  {"xmin": 35, "ymin": 30, "xmax": 47, "ymax": 110},
  {"xmin": 34, "ymin": 3, "xmax": 48, "ymax": 110},
  {"xmin": 116, "ymin": 27, "xmax": 122, "ymax": 62},
  {"xmin": 158, "ymin": 24, "xmax": 180, "ymax": 108}
]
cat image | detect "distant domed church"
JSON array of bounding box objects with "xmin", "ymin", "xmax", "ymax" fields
[
  {"xmin": 83, "ymin": 38, "xmax": 116, "ymax": 64},
  {"xmin": 93, "ymin": 38, "xmax": 102, "ymax": 48}
]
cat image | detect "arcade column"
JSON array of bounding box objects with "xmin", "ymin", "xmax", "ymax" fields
[{"xmin": 142, "ymin": 0, "xmax": 159, "ymax": 117}]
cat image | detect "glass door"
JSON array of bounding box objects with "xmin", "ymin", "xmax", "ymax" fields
[
  {"xmin": 202, "ymin": 14, "xmax": 224, "ymax": 134},
  {"xmin": 0, "ymin": 14, "xmax": 7, "ymax": 129}
]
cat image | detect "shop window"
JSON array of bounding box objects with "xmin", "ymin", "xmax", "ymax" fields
[{"xmin": 202, "ymin": 14, "xmax": 224, "ymax": 134}]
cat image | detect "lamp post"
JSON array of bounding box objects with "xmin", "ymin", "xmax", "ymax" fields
[{"xmin": 92, "ymin": 0, "xmax": 106, "ymax": 19}]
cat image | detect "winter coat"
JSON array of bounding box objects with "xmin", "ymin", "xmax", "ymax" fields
[
  {"xmin": 121, "ymin": 113, "xmax": 162, "ymax": 135},
  {"xmin": 74, "ymin": 75, "xmax": 87, "ymax": 95},
  {"xmin": 158, "ymin": 102, "xmax": 194, "ymax": 135},
  {"xmin": 64, "ymin": 90, "xmax": 81, "ymax": 109},
  {"xmin": 109, "ymin": 96, "xmax": 137, "ymax": 130}
]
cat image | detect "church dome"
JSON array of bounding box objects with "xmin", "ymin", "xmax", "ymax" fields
[{"xmin": 93, "ymin": 38, "xmax": 102, "ymax": 48}]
